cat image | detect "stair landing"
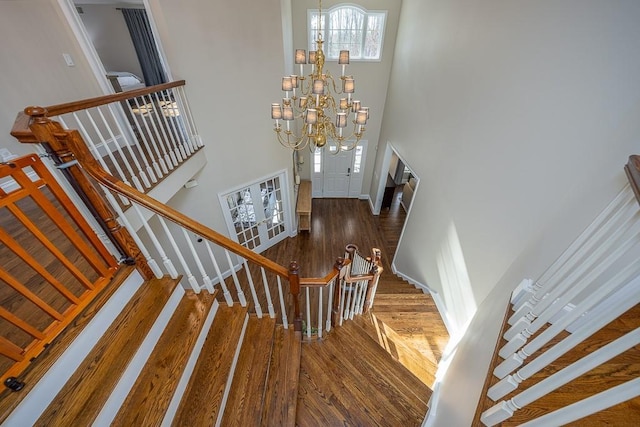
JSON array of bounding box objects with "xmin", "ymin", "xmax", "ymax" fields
[{"xmin": 296, "ymin": 320, "xmax": 431, "ymax": 426}]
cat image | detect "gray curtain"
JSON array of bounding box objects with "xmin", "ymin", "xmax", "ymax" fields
[{"xmin": 121, "ymin": 8, "xmax": 167, "ymax": 86}]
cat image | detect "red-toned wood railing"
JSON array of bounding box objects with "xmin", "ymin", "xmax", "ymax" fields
[{"xmin": 0, "ymin": 153, "xmax": 118, "ymax": 387}]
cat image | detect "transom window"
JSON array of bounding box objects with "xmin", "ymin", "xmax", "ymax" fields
[{"xmin": 308, "ymin": 5, "xmax": 387, "ymax": 61}]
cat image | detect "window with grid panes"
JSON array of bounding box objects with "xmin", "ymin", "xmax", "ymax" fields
[{"xmin": 308, "ymin": 5, "xmax": 387, "ymax": 61}]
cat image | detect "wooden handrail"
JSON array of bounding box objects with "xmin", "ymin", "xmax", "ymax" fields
[
  {"xmin": 46, "ymin": 80, "xmax": 186, "ymax": 117},
  {"xmin": 10, "ymin": 80, "xmax": 187, "ymax": 142},
  {"xmin": 299, "ymin": 259, "xmax": 351, "ymax": 286},
  {"xmin": 625, "ymin": 155, "xmax": 640, "ymax": 205},
  {"xmin": 60, "ymin": 126, "xmax": 290, "ymax": 279}
]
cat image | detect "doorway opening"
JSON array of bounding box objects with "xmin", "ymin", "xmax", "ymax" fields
[
  {"xmin": 219, "ymin": 170, "xmax": 293, "ymax": 254},
  {"xmin": 59, "ymin": 0, "xmax": 169, "ymax": 94}
]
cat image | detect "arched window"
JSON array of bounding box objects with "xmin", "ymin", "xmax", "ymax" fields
[{"xmin": 308, "ymin": 4, "xmax": 387, "ymax": 61}]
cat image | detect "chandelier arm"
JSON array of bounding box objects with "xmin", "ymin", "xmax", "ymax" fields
[{"xmin": 325, "ymin": 73, "xmax": 343, "ymax": 95}]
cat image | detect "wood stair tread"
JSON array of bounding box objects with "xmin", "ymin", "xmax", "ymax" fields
[
  {"xmin": 0, "ymin": 265, "xmax": 135, "ymax": 423},
  {"xmin": 221, "ymin": 314, "xmax": 276, "ymax": 426},
  {"xmin": 171, "ymin": 304, "xmax": 248, "ymax": 426},
  {"xmin": 353, "ymin": 313, "xmax": 437, "ymax": 387},
  {"xmin": 34, "ymin": 275, "xmax": 179, "ymax": 427},
  {"xmin": 296, "ymin": 320, "xmax": 431, "ymax": 426},
  {"xmin": 112, "ymin": 290, "xmax": 218, "ymax": 426},
  {"xmin": 262, "ymin": 325, "xmax": 301, "ymax": 427}
]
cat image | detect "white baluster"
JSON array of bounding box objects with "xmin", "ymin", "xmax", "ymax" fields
[
  {"xmin": 511, "ymin": 187, "xmax": 635, "ymax": 319},
  {"xmin": 277, "ymin": 275, "xmax": 288, "ymax": 329},
  {"xmin": 181, "ymin": 229, "xmax": 213, "ymax": 292},
  {"xmin": 340, "ymin": 275, "xmax": 348, "ymax": 326},
  {"xmin": 131, "ymin": 96, "xmax": 168, "ymax": 175},
  {"xmin": 82, "ymin": 110, "xmax": 132, "ymax": 191},
  {"xmin": 111, "ymin": 102, "xmax": 159, "ymax": 183},
  {"xmin": 141, "ymin": 94, "xmax": 174, "ymax": 171},
  {"xmin": 66, "ymin": 114, "xmax": 116, "ymax": 178},
  {"xmin": 491, "ymin": 270, "xmax": 640, "ymax": 392},
  {"xmin": 151, "ymin": 92, "xmax": 181, "ymax": 164},
  {"xmin": 96, "ymin": 186, "xmax": 163, "ymax": 278},
  {"xmin": 343, "ymin": 279, "xmax": 353, "ymax": 321},
  {"xmin": 204, "ymin": 241, "xmax": 233, "ymax": 306},
  {"xmin": 516, "ymin": 184, "xmax": 633, "ymax": 312},
  {"xmin": 224, "ymin": 249, "xmax": 246, "ymax": 306},
  {"xmin": 482, "ymin": 327, "xmax": 640, "ymax": 426},
  {"xmin": 176, "ymin": 86, "xmax": 203, "ymax": 148},
  {"xmin": 158, "ymin": 217, "xmax": 200, "ymax": 292},
  {"xmin": 160, "ymin": 90, "xmax": 192, "ymax": 157},
  {"xmin": 243, "ymin": 260, "xmax": 262, "ymax": 318},
  {"xmin": 306, "ymin": 287, "xmax": 311, "ymax": 338},
  {"xmin": 326, "ymin": 279, "xmax": 334, "ymax": 332},
  {"xmin": 318, "ymin": 287, "xmax": 323, "ymax": 339},
  {"xmin": 501, "ymin": 216, "xmax": 640, "ymax": 358},
  {"xmin": 105, "ymin": 103, "xmax": 152, "ymax": 189},
  {"xmin": 260, "ymin": 267, "xmax": 275, "ymax": 318},
  {"xmin": 127, "ymin": 204, "xmax": 177, "ymax": 279},
  {"xmin": 94, "ymin": 106, "xmax": 143, "ymax": 192}
]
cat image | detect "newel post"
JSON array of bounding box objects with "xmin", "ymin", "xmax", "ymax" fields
[
  {"xmin": 19, "ymin": 107, "xmax": 154, "ymax": 280},
  {"xmin": 331, "ymin": 257, "xmax": 345, "ymax": 327},
  {"xmin": 288, "ymin": 261, "xmax": 302, "ymax": 332}
]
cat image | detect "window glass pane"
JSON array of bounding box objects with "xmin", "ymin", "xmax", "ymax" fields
[
  {"xmin": 308, "ymin": 7, "xmax": 385, "ymax": 60},
  {"xmin": 353, "ymin": 145, "xmax": 363, "ymax": 173},
  {"xmin": 314, "ymin": 148, "xmax": 322, "ymax": 173},
  {"xmin": 364, "ymin": 13, "xmax": 385, "ymax": 59}
]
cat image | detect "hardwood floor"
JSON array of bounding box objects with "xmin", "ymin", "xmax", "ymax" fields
[{"xmin": 260, "ymin": 189, "xmax": 449, "ymax": 425}]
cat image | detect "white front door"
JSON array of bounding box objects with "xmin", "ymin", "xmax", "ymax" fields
[
  {"xmin": 311, "ymin": 141, "xmax": 367, "ymax": 198},
  {"xmin": 219, "ymin": 172, "xmax": 290, "ymax": 253}
]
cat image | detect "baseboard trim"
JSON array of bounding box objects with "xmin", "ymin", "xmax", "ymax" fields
[{"xmin": 391, "ymin": 262, "xmax": 454, "ymax": 336}]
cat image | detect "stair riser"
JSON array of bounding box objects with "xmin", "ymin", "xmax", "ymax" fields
[
  {"xmin": 3, "ymin": 270, "xmax": 145, "ymax": 427},
  {"xmin": 216, "ymin": 313, "xmax": 249, "ymax": 426},
  {"xmin": 94, "ymin": 284, "xmax": 185, "ymax": 425},
  {"xmin": 161, "ymin": 299, "xmax": 220, "ymax": 425}
]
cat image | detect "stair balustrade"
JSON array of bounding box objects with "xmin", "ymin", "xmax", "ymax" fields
[
  {"xmin": 12, "ymin": 81, "xmax": 202, "ymax": 196},
  {"xmin": 476, "ymin": 158, "xmax": 640, "ymax": 426},
  {"xmin": 11, "ymin": 101, "xmax": 382, "ymax": 337}
]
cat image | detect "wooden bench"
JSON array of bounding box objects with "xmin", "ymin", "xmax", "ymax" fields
[{"xmin": 297, "ymin": 180, "xmax": 312, "ymax": 232}]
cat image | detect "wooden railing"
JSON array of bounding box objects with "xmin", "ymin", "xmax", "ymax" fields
[
  {"xmin": 0, "ymin": 153, "xmax": 118, "ymax": 387},
  {"xmin": 12, "ymin": 101, "xmax": 379, "ymax": 336},
  {"xmin": 475, "ymin": 161, "xmax": 640, "ymax": 425},
  {"xmin": 299, "ymin": 245, "xmax": 383, "ymax": 340},
  {"xmin": 9, "ymin": 81, "xmax": 385, "ymax": 350},
  {"xmin": 12, "ymin": 81, "xmax": 202, "ymax": 198}
]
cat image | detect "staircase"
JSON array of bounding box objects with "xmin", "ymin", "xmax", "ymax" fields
[{"xmin": 1, "ymin": 266, "xmax": 440, "ymax": 426}]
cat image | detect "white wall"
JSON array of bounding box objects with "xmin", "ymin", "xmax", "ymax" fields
[
  {"xmin": 76, "ymin": 3, "xmax": 145, "ymax": 79},
  {"xmin": 291, "ymin": 0, "xmax": 402, "ymax": 200},
  {"xmin": 0, "ymin": 0, "xmax": 103, "ymax": 158},
  {"xmin": 146, "ymin": 0, "xmax": 293, "ymax": 234},
  {"xmin": 376, "ymin": 0, "xmax": 640, "ymax": 424}
]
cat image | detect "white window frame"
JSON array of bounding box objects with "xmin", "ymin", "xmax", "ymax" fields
[{"xmin": 308, "ymin": 4, "xmax": 387, "ymax": 62}]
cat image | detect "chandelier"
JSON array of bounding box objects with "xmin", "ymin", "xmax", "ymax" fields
[{"xmin": 270, "ymin": 1, "xmax": 369, "ymax": 152}]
